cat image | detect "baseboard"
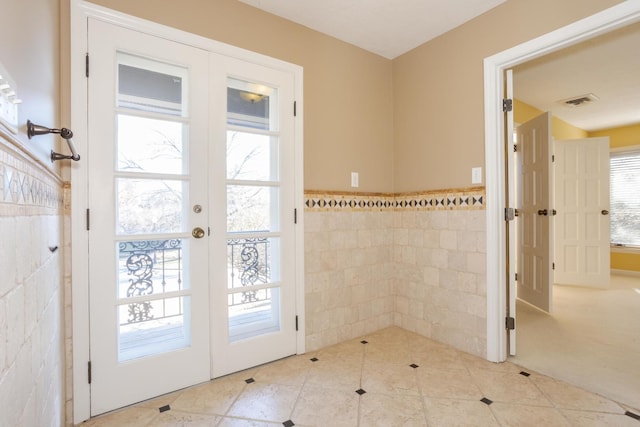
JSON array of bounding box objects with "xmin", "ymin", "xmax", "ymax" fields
[{"xmin": 611, "ymin": 269, "xmax": 640, "ymax": 278}]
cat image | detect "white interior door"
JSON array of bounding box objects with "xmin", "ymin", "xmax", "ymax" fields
[
  {"xmin": 210, "ymin": 57, "xmax": 298, "ymax": 377},
  {"xmin": 554, "ymin": 138, "xmax": 610, "ymax": 287},
  {"xmin": 88, "ymin": 19, "xmax": 211, "ymax": 415},
  {"xmin": 516, "ymin": 112, "xmax": 553, "ymax": 312}
]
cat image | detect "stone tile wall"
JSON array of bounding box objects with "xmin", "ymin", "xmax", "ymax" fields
[
  {"xmin": 0, "ymin": 136, "xmax": 65, "ymax": 426},
  {"xmin": 304, "ymin": 188, "xmax": 487, "ymax": 357}
]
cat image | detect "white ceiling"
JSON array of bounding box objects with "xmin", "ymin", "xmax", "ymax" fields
[
  {"xmin": 237, "ymin": 0, "xmax": 506, "ymax": 59},
  {"xmin": 239, "ymin": 0, "xmax": 640, "ymax": 131},
  {"xmin": 514, "ymin": 21, "xmax": 640, "ymax": 132}
]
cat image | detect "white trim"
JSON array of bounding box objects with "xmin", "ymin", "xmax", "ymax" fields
[
  {"xmin": 483, "ymin": 1, "xmax": 640, "ymax": 363},
  {"xmin": 71, "ymin": 2, "xmax": 304, "ymax": 423}
]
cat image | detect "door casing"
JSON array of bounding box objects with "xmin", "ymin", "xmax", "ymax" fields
[
  {"xmin": 483, "ymin": 2, "xmax": 640, "ymax": 363},
  {"xmin": 70, "ymin": 2, "xmax": 305, "ymax": 423}
]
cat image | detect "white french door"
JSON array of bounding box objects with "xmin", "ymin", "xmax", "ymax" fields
[{"xmin": 86, "ymin": 19, "xmax": 299, "ymax": 416}]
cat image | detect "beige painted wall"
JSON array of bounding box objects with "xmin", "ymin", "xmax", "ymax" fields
[
  {"xmin": 393, "ymin": 0, "xmax": 622, "ymax": 192},
  {"xmin": 88, "ymin": 0, "xmax": 395, "ymax": 193},
  {"xmin": 1, "ymin": 0, "xmax": 60, "ymax": 165}
]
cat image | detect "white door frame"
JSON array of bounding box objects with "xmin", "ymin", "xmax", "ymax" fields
[
  {"xmin": 483, "ymin": 1, "xmax": 640, "ymax": 363},
  {"xmin": 70, "ymin": 2, "xmax": 305, "ymax": 423}
]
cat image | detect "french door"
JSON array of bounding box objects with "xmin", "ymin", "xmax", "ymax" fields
[{"xmin": 87, "ymin": 19, "xmax": 299, "ymax": 416}]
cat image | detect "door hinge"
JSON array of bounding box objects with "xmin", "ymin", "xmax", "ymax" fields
[
  {"xmin": 506, "ymin": 317, "xmax": 515, "ymax": 330},
  {"xmin": 505, "ymin": 207, "xmax": 516, "ymax": 221},
  {"xmin": 515, "ymin": 273, "xmax": 518, "ymax": 281},
  {"xmin": 552, "ymin": 154, "xmax": 555, "ymax": 162},
  {"xmin": 503, "ymin": 98, "xmax": 513, "ymax": 113},
  {"xmin": 552, "ymin": 262, "xmax": 555, "ymax": 270},
  {"xmin": 88, "ymin": 361, "xmax": 92, "ymax": 384},
  {"xmin": 85, "ymin": 53, "xmax": 89, "ymax": 78},
  {"xmin": 294, "ymin": 208, "xmax": 297, "ymax": 224},
  {"xmin": 514, "ymin": 144, "xmax": 518, "ymax": 152},
  {"xmin": 295, "ymin": 315, "xmax": 299, "ymax": 331},
  {"xmin": 86, "ymin": 208, "xmax": 90, "ymax": 231},
  {"xmin": 293, "ymin": 101, "xmax": 297, "ymax": 117}
]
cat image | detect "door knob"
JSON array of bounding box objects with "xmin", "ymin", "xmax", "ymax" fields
[
  {"xmin": 537, "ymin": 209, "xmax": 548, "ymax": 216},
  {"xmin": 601, "ymin": 209, "xmax": 609, "ymax": 215},
  {"xmin": 192, "ymin": 227, "xmax": 206, "ymax": 239}
]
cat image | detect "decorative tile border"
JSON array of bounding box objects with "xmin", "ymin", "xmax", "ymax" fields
[
  {"xmin": 0, "ymin": 134, "xmax": 64, "ymax": 216},
  {"xmin": 305, "ymin": 187, "xmax": 485, "ymax": 212}
]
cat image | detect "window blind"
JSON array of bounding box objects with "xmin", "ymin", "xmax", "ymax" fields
[{"xmin": 610, "ymin": 149, "xmax": 640, "ymax": 247}]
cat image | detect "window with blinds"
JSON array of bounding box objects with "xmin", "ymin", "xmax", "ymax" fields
[{"xmin": 610, "ymin": 148, "xmax": 640, "ymax": 247}]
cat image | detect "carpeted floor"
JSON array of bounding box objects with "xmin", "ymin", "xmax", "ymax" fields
[{"xmin": 511, "ymin": 273, "xmax": 640, "ymax": 411}]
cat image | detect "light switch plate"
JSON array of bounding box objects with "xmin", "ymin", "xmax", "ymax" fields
[
  {"xmin": 472, "ymin": 167, "xmax": 483, "ymax": 184},
  {"xmin": 351, "ymin": 172, "xmax": 359, "ymax": 188}
]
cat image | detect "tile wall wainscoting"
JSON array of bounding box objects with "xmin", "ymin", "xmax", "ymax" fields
[
  {"xmin": 304, "ymin": 188, "xmax": 487, "ymax": 357},
  {"xmin": 0, "ymin": 133, "xmax": 65, "ymax": 426}
]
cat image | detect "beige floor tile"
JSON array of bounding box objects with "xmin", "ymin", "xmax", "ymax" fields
[
  {"xmin": 170, "ymin": 376, "xmax": 247, "ymax": 415},
  {"xmin": 216, "ymin": 417, "xmax": 286, "ymax": 427},
  {"xmin": 136, "ymin": 389, "xmax": 184, "ymax": 410},
  {"xmin": 227, "ymin": 382, "xmax": 301, "ymax": 422},
  {"xmin": 417, "ymin": 368, "xmax": 484, "ymax": 400},
  {"xmin": 310, "ymin": 338, "xmax": 366, "ymax": 360},
  {"xmin": 530, "ymin": 373, "xmax": 625, "ymax": 413},
  {"xmin": 560, "ymin": 409, "xmax": 640, "ymax": 426},
  {"xmin": 359, "ymin": 393, "xmax": 427, "ymax": 426},
  {"xmin": 305, "ymin": 356, "xmax": 363, "ymax": 392},
  {"xmin": 468, "ymin": 370, "xmax": 552, "ymax": 406},
  {"xmin": 290, "ymin": 384, "xmax": 359, "ymax": 427},
  {"xmin": 150, "ymin": 410, "xmax": 220, "ymax": 426},
  {"xmin": 361, "ymin": 360, "xmax": 420, "ymax": 396},
  {"xmin": 423, "ymin": 398, "xmax": 500, "ymax": 427},
  {"xmin": 409, "ymin": 346, "xmax": 469, "ymax": 372},
  {"xmin": 490, "ymin": 402, "xmax": 572, "ymax": 427},
  {"xmin": 81, "ymin": 407, "xmax": 158, "ymax": 426},
  {"xmin": 252, "ymin": 355, "xmax": 312, "ymax": 386}
]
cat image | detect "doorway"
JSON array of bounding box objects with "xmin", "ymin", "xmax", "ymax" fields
[
  {"xmin": 71, "ymin": 8, "xmax": 304, "ymax": 422},
  {"xmin": 483, "ymin": 1, "xmax": 640, "ymax": 362}
]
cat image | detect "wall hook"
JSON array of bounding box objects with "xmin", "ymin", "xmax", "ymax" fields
[{"xmin": 27, "ymin": 120, "xmax": 81, "ymax": 162}]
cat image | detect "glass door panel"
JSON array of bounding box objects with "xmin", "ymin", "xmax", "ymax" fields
[{"xmin": 225, "ymin": 77, "xmax": 282, "ymax": 342}]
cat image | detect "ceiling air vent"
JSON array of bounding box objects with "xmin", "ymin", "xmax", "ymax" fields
[{"xmin": 558, "ymin": 93, "xmax": 599, "ymax": 107}]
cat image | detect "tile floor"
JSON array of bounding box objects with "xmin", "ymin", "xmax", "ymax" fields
[{"xmin": 81, "ymin": 327, "xmax": 640, "ymax": 426}]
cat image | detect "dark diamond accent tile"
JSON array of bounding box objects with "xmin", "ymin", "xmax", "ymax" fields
[
  {"xmin": 519, "ymin": 371, "xmax": 531, "ymax": 377},
  {"xmin": 361, "ymin": 340, "xmax": 368, "ymax": 344},
  {"xmin": 626, "ymin": 411, "xmax": 640, "ymax": 421},
  {"xmin": 245, "ymin": 378, "xmax": 255, "ymax": 384},
  {"xmin": 310, "ymin": 357, "xmax": 319, "ymax": 362},
  {"xmin": 158, "ymin": 405, "xmax": 171, "ymax": 413},
  {"xmin": 356, "ymin": 389, "xmax": 367, "ymax": 395},
  {"xmin": 283, "ymin": 420, "xmax": 295, "ymax": 427},
  {"xmin": 410, "ymin": 364, "xmax": 419, "ymax": 369},
  {"xmin": 480, "ymin": 397, "xmax": 493, "ymax": 405}
]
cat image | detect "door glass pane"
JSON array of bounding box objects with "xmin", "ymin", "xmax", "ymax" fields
[
  {"xmin": 117, "ymin": 178, "xmax": 185, "ymax": 235},
  {"xmin": 227, "ymin": 185, "xmax": 279, "ymax": 233},
  {"xmin": 228, "ymin": 288, "xmax": 280, "ymax": 342},
  {"xmin": 117, "ymin": 114, "xmax": 187, "ymax": 174},
  {"xmin": 117, "ymin": 239, "xmax": 186, "ymax": 299},
  {"xmin": 227, "ymin": 131, "xmax": 278, "ymax": 181},
  {"xmin": 227, "ymin": 237, "xmax": 280, "ymax": 289},
  {"xmin": 117, "ymin": 53, "xmax": 187, "ymax": 117},
  {"xmin": 118, "ymin": 296, "xmax": 190, "ymax": 362},
  {"xmin": 227, "ymin": 78, "xmax": 278, "ymax": 131}
]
